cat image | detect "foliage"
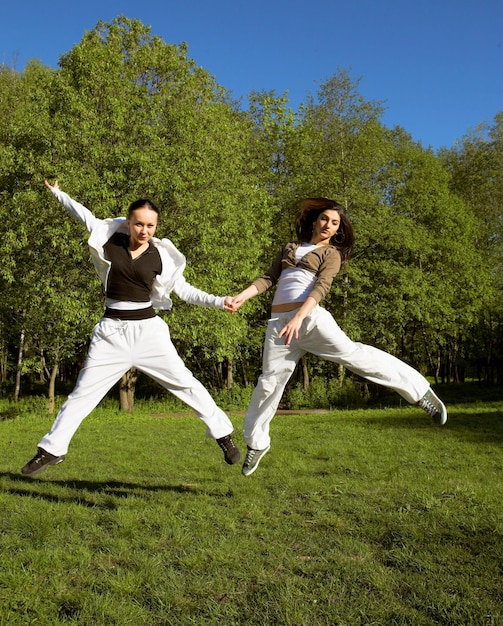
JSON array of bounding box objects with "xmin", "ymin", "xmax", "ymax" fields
[
  {"xmin": 287, "ymin": 376, "xmax": 371, "ymax": 410},
  {"xmin": 0, "ymin": 17, "xmax": 501, "ymax": 399},
  {"xmin": 439, "ymin": 113, "xmax": 503, "ymax": 382}
]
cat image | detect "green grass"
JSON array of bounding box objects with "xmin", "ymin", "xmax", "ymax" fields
[{"xmin": 0, "ymin": 393, "xmax": 502, "ymax": 625}]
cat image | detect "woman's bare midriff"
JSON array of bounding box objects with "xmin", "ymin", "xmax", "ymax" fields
[{"xmin": 271, "ymin": 302, "xmax": 304, "ymax": 313}]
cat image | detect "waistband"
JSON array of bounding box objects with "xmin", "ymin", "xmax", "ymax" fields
[
  {"xmin": 268, "ymin": 304, "xmax": 321, "ymax": 323},
  {"xmin": 103, "ymin": 306, "xmax": 156, "ymax": 321}
]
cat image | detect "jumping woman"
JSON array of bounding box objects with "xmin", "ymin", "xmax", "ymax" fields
[
  {"xmin": 21, "ymin": 181, "xmax": 241, "ymax": 477},
  {"xmin": 230, "ymin": 197, "xmax": 447, "ymax": 476}
]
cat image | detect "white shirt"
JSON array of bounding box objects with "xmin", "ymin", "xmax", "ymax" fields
[{"xmin": 271, "ymin": 244, "xmax": 319, "ymax": 306}]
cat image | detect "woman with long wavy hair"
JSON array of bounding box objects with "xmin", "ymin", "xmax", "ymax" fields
[{"xmin": 230, "ymin": 197, "xmax": 447, "ymax": 476}]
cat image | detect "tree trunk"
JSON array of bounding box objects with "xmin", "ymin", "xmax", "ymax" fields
[
  {"xmin": 301, "ymin": 355, "xmax": 309, "ymax": 391},
  {"xmin": 48, "ymin": 362, "xmax": 59, "ymax": 414},
  {"xmin": 226, "ymin": 359, "xmax": 234, "ymax": 390},
  {"xmin": 0, "ymin": 339, "xmax": 7, "ymax": 384},
  {"xmin": 119, "ymin": 367, "xmax": 138, "ymax": 413},
  {"xmin": 40, "ymin": 349, "xmax": 47, "ymax": 383},
  {"xmin": 14, "ymin": 328, "xmax": 25, "ymax": 402},
  {"xmin": 421, "ymin": 322, "xmax": 439, "ymax": 385},
  {"xmin": 213, "ymin": 362, "xmax": 223, "ymax": 388},
  {"xmin": 239, "ymin": 357, "xmax": 248, "ymax": 388}
]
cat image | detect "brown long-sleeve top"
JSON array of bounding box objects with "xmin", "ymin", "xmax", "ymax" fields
[{"xmin": 252, "ymin": 242, "xmax": 342, "ymax": 305}]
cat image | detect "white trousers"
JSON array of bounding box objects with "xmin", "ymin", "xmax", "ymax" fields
[
  {"xmin": 244, "ymin": 306, "xmax": 430, "ymax": 450},
  {"xmin": 40, "ymin": 316, "xmax": 234, "ymax": 456}
]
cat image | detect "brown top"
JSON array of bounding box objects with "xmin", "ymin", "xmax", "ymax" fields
[{"xmin": 252, "ymin": 242, "xmax": 342, "ymax": 304}]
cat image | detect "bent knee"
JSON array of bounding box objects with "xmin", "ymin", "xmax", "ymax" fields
[{"xmin": 257, "ymin": 374, "xmax": 278, "ymax": 394}]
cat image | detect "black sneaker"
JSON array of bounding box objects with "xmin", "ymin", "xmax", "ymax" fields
[
  {"xmin": 418, "ymin": 389, "xmax": 448, "ymax": 425},
  {"xmin": 21, "ymin": 447, "xmax": 66, "ymax": 477},
  {"xmin": 241, "ymin": 445, "xmax": 270, "ymax": 476},
  {"xmin": 216, "ymin": 435, "xmax": 241, "ymax": 465}
]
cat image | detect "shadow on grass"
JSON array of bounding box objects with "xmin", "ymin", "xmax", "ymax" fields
[
  {"xmin": 0, "ymin": 473, "xmax": 223, "ymax": 508},
  {"xmin": 352, "ymin": 404, "xmax": 503, "ymax": 444}
]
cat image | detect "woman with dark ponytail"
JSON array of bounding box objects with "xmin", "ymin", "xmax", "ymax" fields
[{"xmin": 21, "ymin": 180, "xmax": 241, "ymax": 477}]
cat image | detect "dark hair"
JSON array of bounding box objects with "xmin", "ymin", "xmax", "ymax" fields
[
  {"xmin": 127, "ymin": 199, "xmax": 160, "ymax": 217},
  {"xmin": 295, "ymin": 197, "xmax": 354, "ymax": 265}
]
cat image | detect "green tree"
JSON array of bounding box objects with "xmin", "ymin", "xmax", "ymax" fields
[
  {"xmin": 360, "ymin": 129, "xmax": 489, "ymax": 382},
  {"xmin": 440, "ymin": 114, "xmax": 503, "ymax": 382},
  {"xmin": 0, "ymin": 61, "xmax": 101, "ymax": 406},
  {"xmin": 31, "ymin": 16, "xmax": 271, "ymax": 397},
  {"xmin": 269, "ymin": 70, "xmax": 488, "ymax": 389}
]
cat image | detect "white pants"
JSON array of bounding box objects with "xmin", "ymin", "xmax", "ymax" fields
[
  {"xmin": 244, "ymin": 306, "xmax": 430, "ymax": 450},
  {"xmin": 39, "ymin": 316, "xmax": 234, "ymax": 456}
]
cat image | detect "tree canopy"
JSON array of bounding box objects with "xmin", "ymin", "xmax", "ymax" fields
[{"xmin": 1, "ymin": 16, "xmax": 501, "ymax": 406}]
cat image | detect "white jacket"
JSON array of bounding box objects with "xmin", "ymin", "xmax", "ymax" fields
[{"xmin": 51, "ymin": 188, "xmax": 225, "ymax": 310}]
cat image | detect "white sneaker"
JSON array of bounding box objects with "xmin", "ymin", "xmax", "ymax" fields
[{"xmin": 418, "ymin": 389, "xmax": 448, "ymax": 425}]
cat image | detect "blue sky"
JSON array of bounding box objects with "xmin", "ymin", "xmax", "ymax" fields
[{"xmin": 1, "ymin": 0, "xmax": 501, "ymax": 151}]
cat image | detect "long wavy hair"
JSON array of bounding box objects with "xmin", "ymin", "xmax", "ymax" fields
[{"xmin": 295, "ymin": 197, "xmax": 354, "ymax": 265}]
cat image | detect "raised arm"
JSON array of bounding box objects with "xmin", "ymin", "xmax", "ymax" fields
[
  {"xmin": 44, "ymin": 179, "xmax": 59, "ymax": 192},
  {"xmin": 44, "ymin": 179, "xmax": 99, "ymax": 233}
]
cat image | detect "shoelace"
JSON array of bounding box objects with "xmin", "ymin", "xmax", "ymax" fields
[
  {"xmin": 419, "ymin": 398, "xmax": 438, "ymax": 417},
  {"xmin": 27, "ymin": 456, "xmax": 47, "ymax": 469},
  {"xmin": 244, "ymin": 449, "xmax": 256, "ymax": 465},
  {"xmin": 218, "ymin": 437, "xmax": 234, "ymax": 452}
]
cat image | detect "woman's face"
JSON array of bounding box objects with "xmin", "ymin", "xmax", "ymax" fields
[
  {"xmin": 311, "ymin": 209, "xmax": 340, "ymax": 245},
  {"xmin": 127, "ymin": 207, "xmax": 158, "ymax": 249}
]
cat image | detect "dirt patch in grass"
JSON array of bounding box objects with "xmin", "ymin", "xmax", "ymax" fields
[{"xmin": 149, "ymin": 409, "xmax": 331, "ymax": 418}]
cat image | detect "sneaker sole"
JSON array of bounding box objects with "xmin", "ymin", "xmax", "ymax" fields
[
  {"xmin": 224, "ymin": 450, "xmax": 242, "ymax": 465},
  {"xmin": 433, "ymin": 412, "xmax": 448, "ymax": 426},
  {"xmin": 21, "ymin": 456, "xmax": 65, "ymax": 477}
]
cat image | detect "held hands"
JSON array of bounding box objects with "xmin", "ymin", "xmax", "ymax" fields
[
  {"xmin": 224, "ymin": 285, "xmax": 259, "ymax": 314},
  {"xmin": 224, "ymin": 289, "xmax": 303, "ymax": 346},
  {"xmin": 227, "ymin": 293, "xmax": 247, "ymax": 313},
  {"xmin": 223, "ymin": 295, "xmax": 246, "ymax": 313},
  {"xmin": 223, "ymin": 297, "xmax": 235, "ymax": 312},
  {"xmin": 224, "ymin": 295, "xmax": 301, "ymax": 345}
]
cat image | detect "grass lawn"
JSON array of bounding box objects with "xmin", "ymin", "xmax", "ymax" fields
[{"xmin": 0, "ymin": 391, "xmax": 502, "ymax": 625}]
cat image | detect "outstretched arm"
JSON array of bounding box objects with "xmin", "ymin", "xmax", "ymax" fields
[
  {"xmin": 44, "ymin": 179, "xmax": 59, "ymax": 192},
  {"xmin": 228, "ymin": 284, "xmax": 260, "ymax": 313},
  {"xmin": 172, "ymin": 275, "xmax": 234, "ymax": 310},
  {"xmin": 44, "ymin": 179, "xmax": 98, "ymax": 233}
]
